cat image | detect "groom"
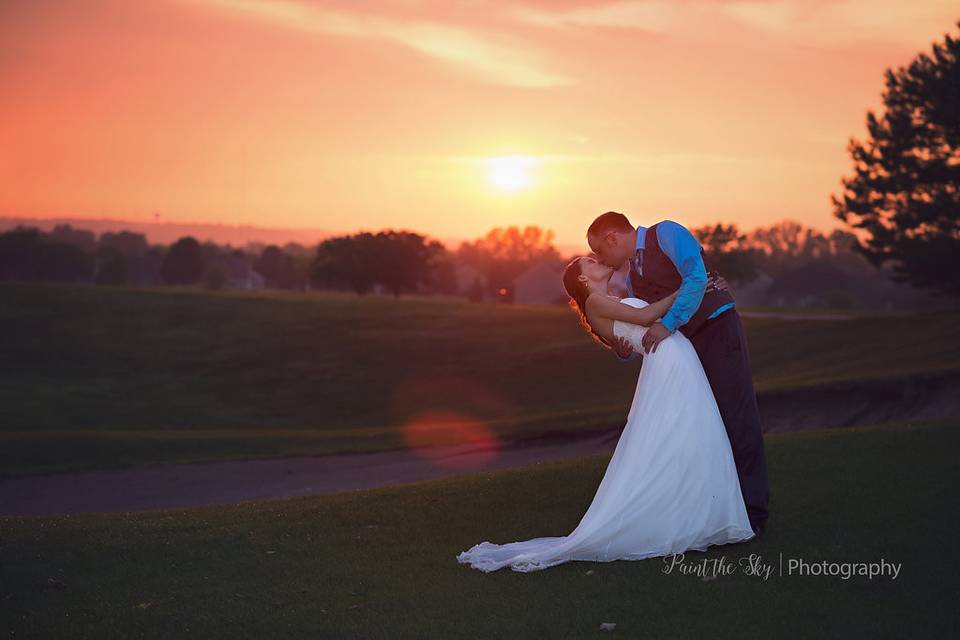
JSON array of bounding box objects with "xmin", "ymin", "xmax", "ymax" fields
[{"xmin": 586, "ymin": 211, "xmax": 770, "ymax": 535}]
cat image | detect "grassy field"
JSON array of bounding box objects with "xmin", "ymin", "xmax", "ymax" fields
[
  {"xmin": 1, "ymin": 419, "xmax": 957, "ymax": 638},
  {"xmin": 2, "ymin": 282, "xmax": 959, "ymax": 476}
]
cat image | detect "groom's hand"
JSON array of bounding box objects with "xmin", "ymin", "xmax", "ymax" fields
[{"xmin": 641, "ymin": 322, "xmax": 671, "ymax": 354}]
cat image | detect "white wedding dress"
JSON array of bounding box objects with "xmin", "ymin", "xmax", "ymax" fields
[{"xmin": 456, "ymin": 297, "xmax": 755, "ymax": 573}]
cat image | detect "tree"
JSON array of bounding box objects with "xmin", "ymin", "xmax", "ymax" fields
[
  {"xmin": 831, "ymin": 21, "xmax": 960, "ymax": 296},
  {"xmin": 98, "ymin": 230, "xmax": 148, "ymax": 257},
  {"xmin": 35, "ymin": 241, "xmax": 92, "ymax": 282},
  {"xmin": 0, "ymin": 226, "xmax": 93, "ymax": 283},
  {"xmin": 746, "ymin": 220, "xmax": 807, "ymax": 258},
  {"xmin": 312, "ymin": 233, "xmax": 380, "ymax": 294},
  {"xmin": 311, "ymin": 230, "xmax": 446, "ymax": 296},
  {"xmin": 49, "ymin": 224, "xmax": 96, "ymax": 254},
  {"xmin": 457, "ymin": 225, "xmax": 560, "ymax": 299},
  {"xmin": 0, "ymin": 227, "xmax": 43, "ymax": 280},
  {"xmin": 372, "ymin": 230, "xmax": 446, "ymax": 297},
  {"xmin": 425, "ymin": 252, "xmax": 460, "ymax": 296},
  {"xmin": 694, "ymin": 222, "xmax": 742, "ymax": 254},
  {"xmin": 94, "ymin": 246, "xmax": 127, "ymax": 285},
  {"xmin": 202, "ymin": 263, "xmax": 226, "ymax": 290},
  {"xmin": 256, "ymin": 245, "xmax": 297, "ymax": 289},
  {"xmin": 744, "ymin": 220, "xmax": 841, "ymax": 275},
  {"xmin": 692, "ymin": 222, "xmax": 758, "ymax": 283},
  {"xmin": 161, "ymin": 236, "xmax": 205, "ymax": 285}
]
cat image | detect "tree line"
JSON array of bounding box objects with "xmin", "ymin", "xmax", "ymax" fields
[
  {"xmin": 0, "ymin": 223, "xmax": 559, "ymax": 300},
  {"xmin": 0, "ymin": 215, "xmax": 953, "ymax": 310}
]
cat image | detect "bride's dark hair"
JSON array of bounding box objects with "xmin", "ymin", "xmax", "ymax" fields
[{"xmin": 562, "ymin": 257, "xmax": 611, "ymax": 349}]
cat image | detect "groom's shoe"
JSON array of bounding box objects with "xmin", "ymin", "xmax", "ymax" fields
[{"xmin": 751, "ymin": 523, "xmax": 766, "ymax": 538}]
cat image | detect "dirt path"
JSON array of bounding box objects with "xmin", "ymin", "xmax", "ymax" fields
[
  {"xmin": 3, "ymin": 369, "xmax": 956, "ymax": 518},
  {"xmin": 0, "ymin": 428, "xmax": 623, "ymax": 517}
]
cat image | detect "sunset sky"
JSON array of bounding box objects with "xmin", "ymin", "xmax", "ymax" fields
[{"xmin": 1, "ymin": 0, "xmax": 957, "ymax": 249}]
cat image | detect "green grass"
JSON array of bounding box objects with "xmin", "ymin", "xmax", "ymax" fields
[
  {"xmin": 738, "ymin": 305, "xmax": 904, "ymax": 316},
  {"xmin": 1, "ymin": 419, "xmax": 957, "ymax": 638},
  {"xmin": 2, "ymin": 282, "xmax": 959, "ymax": 476}
]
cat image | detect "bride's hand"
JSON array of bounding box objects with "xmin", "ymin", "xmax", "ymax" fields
[
  {"xmin": 707, "ymin": 271, "xmax": 731, "ymax": 292},
  {"xmin": 614, "ymin": 335, "xmax": 634, "ymax": 358}
]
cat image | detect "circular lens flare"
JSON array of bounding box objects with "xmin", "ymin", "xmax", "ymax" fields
[{"xmin": 402, "ymin": 410, "xmax": 499, "ymax": 470}]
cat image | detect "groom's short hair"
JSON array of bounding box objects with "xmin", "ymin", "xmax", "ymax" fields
[{"xmin": 588, "ymin": 211, "xmax": 634, "ymax": 237}]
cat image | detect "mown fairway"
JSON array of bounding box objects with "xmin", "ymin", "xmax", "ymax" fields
[
  {"xmin": 1, "ymin": 419, "xmax": 957, "ymax": 638},
  {"xmin": 2, "ymin": 282, "xmax": 959, "ymax": 476}
]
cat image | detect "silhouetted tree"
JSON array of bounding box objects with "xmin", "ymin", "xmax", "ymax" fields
[
  {"xmin": 198, "ymin": 241, "xmax": 229, "ymax": 286},
  {"xmin": 256, "ymin": 245, "xmax": 297, "ymax": 289},
  {"xmin": 49, "ymin": 224, "xmax": 96, "ymax": 254},
  {"xmin": 457, "ymin": 226, "xmax": 561, "ymax": 299},
  {"xmin": 94, "ymin": 246, "xmax": 127, "ymax": 285},
  {"xmin": 311, "ymin": 230, "xmax": 446, "ymax": 296},
  {"xmin": 0, "ymin": 226, "xmax": 92, "ymax": 282},
  {"xmin": 160, "ymin": 236, "xmax": 205, "ymax": 285},
  {"xmin": 0, "ymin": 227, "xmax": 43, "ymax": 280},
  {"xmin": 312, "ymin": 233, "xmax": 379, "ymax": 294},
  {"xmin": 832, "ymin": 21, "xmax": 960, "ymax": 296},
  {"xmin": 373, "ymin": 230, "xmax": 446, "ymax": 297},
  {"xmin": 427, "ymin": 252, "xmax": 460, "ymax": 295},
  {"xmin": 743, "ymin": 220, "xmax": 846, "ymax": 275},
  {"xmin": 35, "ymin": 241, "xmax": 92, "ymax": 282},
  {"xmin": 692, "ymin": 222, "xmax": 759, "ymax": 283},
  {"xmin": 98, "ymin": 230, "xmax": 148, "ymax": 257},
  {"xmin": 202, "ymin": 263, "xmax": 226, "ymax": 290},
  {"xmin": 746, "ymin": 220, "xmax": 806, "ymax": 259}
]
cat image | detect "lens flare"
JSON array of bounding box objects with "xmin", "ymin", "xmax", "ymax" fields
[{"xmin": 402, "ymin": 410, "xmax": 498, "ymax": 469}]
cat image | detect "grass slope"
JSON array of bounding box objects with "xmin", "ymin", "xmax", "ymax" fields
[
  {"xmin": 3, "ymin": 282, "xmax": 959, "ymax": 476},
  {"xmin": 1, "ymin": 419, "xmax": 957, "ymax": 638}
]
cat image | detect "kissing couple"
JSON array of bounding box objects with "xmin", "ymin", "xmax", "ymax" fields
[{"xmin": 457, "ymin": 212, "xmax": 770, "ymax": 573}]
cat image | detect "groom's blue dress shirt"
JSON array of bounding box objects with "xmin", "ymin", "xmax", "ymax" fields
[
  {"xmin": 619, "ymin": 220, "xmax": 734, "ymax": 361},
  {"xmin": 632, "ymin": 221, "xmax": 734, "ymax": 332}
]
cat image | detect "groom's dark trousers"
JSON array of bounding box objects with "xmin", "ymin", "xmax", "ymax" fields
[{"xmin": 687, "ymin": 308, "xmax": 769, "ymax": 530}]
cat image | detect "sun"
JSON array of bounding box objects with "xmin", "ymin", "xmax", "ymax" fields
[{"xmin": 485, "ymin": 155, "xmax": 538, "ymax": 192}]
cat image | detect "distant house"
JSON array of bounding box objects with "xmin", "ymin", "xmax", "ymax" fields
[
  {"xmin": 454, "ymin": 264, "xmax": 490, "ymax": 302},
  {"xmin": 225, "ymin": 251, "xmax": 265, "ymax": 289},
  {"xmin": 125, "ymin": 253, "xmax": 163, "ymax": 287},
  {"xmin": 513, "ymin": 261, "xmax": 566, "ymax": 305}
]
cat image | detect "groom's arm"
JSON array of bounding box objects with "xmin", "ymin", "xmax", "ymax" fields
[{"xmin": 656, "ymin": 220, "xmax": 707, "ymax": 334}]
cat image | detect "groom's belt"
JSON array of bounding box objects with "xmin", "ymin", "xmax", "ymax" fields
[
  {"xmin": 669, "ymin": 287, "xmax": 735, "ymax": 339},
  {"xmin": 684, "ymin": 304, "xmax": 735, "ymax": 340}
]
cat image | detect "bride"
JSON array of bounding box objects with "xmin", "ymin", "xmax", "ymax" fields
[{"xmin": 456, "ymin": 255, "xmax": 755, "ymax": 573}]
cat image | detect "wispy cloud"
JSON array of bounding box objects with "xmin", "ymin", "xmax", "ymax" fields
[
  {"xmin": 510, "ymin": 0, "xmax": 682, "ymax": 34},
  {"xmin": 182, "ymin": 0, "xmax": 574, "ymax": 88},
  {"xmin": 510, "ymin": 0, "xmax": 958, "ymax": 49},
  {"xmin": 718, "ymin": 0, "xmax": 958, "ymax": 48}
]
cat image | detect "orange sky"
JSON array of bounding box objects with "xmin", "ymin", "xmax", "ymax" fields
[{"xmin": 1, "ymin": 0, "xmax": 956, "ymax": 248}]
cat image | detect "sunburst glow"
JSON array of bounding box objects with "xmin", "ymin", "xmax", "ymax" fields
[{"xmin": 485, "ymin": 155, "xmax": 538, "ymax": 192}]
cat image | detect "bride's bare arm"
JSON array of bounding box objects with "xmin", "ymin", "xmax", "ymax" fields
[{"xmin": 587, "ymin": 290, "xmax": 679, "ymax": 327}]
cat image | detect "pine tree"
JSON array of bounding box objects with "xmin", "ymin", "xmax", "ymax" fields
[{"xmin": 832, "ymin": 20, "xmax": 960, "ymax": 296}]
